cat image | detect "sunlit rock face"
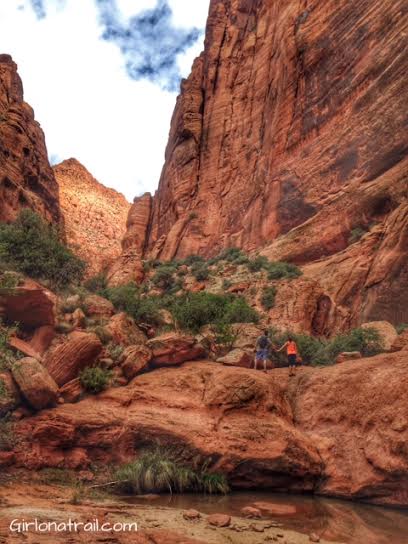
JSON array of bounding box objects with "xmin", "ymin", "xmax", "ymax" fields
[
  {"xmin": 134, "ymin": 0, "xmax": 407, "ymax": 261},
  {"xmin": 113, "ymin": 0, "xmax": 407, "ymax": 326},
  {"xmin": 54, "ymin": 158, "xmax": 130, "ymax": 277},
  {"xmin": 0, "ymin": 54, "xmax": 61, "ymax": 225}
]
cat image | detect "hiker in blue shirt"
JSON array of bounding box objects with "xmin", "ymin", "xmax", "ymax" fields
[{"xmin": 253, "ymin": 330, "xmax": 271, "ymax": 372}]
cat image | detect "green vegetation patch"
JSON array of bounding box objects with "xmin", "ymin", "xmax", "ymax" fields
[
  {"xmin": 0, "ymin": 210, "xmax": 85, "ymax": 288},
  {"xmin": 113, "ymin": 447, "xmax": 229, "ymax": 495},
  {"xmin": 79, "ymin": 367, "xmax": 112, "ymax": 394},
  {"xmin": 261, "ymin": 286, "xmax": 277, "ymax": 310}
]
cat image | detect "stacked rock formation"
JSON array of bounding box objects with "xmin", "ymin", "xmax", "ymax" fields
[
  {"xmin": 54, "ymin": 159, "xmax": 130, "ymax": 277},
  {"xmin": 0, "ymin": 55, "xmax": 61, "ymax": 224}
]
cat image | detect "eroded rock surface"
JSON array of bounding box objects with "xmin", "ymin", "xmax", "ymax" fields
[
  {"xmin": 12, "ymin": 352, "xmax": 408, "ymax": 505},
  {"xmin": 0, "ymin": 55, "xmax": 61, "ymax": 225},
  {"xmin": 55, "ymin": 159, "xmax": 130, "ymax": 276}
]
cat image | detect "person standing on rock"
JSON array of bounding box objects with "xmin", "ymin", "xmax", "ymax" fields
[
  {"xmin": 254, "ymin": 330, "xmax": 271, "ymax": 372},
  {"xmin": 277, "ymin": 336, "xmax": 299, "ymax": 376}
]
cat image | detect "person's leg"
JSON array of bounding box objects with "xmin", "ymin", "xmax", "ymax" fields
[
  {"xmin": 254, "ymin": 354, "xmax": 258, "ymax": 370},
  {"xmin": 263, "ymin": 353, "xmax": 268, "ymax": 372}
]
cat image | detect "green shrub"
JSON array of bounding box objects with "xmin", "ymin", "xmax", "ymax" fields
[
  {"xmin": 90, "ymin": 326, "xmax": 112, "ymax": 345},
  {"xmin": 211, "ymin": 322, "xmax": 239, "ymax": 350},
  {"xmin": 247, "ymin": 255, "xmax": 269, "ymax": 272},
  {"xmin": 84, "ymin": 274, "xmax": 108, "ymax": 295},
  {"xmin": 0, "ymin": 323, "xmax": 18, "ymax": 371},
  {"xmin": 261, "ymin": 286, "xmax": 277, "ymax": 310},
  {"xmin": 216, "ymin": 247, "xmax": 245, "ymax": 263},
  {"xmin": 222, "ymin": 279, "xmax": 232, "ymax": 290},
  {"xmin": 0, "ymin": 271, "xmax": 20, "ymax": 292},
  {"xmin": 266, "ymin": 261, "xmax": 302, "ymax": 280},
  {"xmin": 113, "ymin": 447, "xmax": 229, "ymax": 495},
  {"xmin": 55, "ymin": 322, "xmax": 74, "ymax": 335},
  {"xmin": 0, "ymin": 210, "xmax": 86, "ymax": 288},
  {"xmin": 0, "ymin": 418, "xmax": 17, "ymax": 451},
  {"xmin": 172, "ymin": 292, "xmax": 258, "ymax": 333},
  {"xmin": 79, "ymin": 367, "xmax": 112, "ymax": 394},
  {"xmin": 268, "ymin": 326, "xmax": 384, "ymax": 366},
  {"xmin": 103, "ymin": 283, "xmax": 164, "ymax": 326},
  {"xmin": 349, "ymin": 227, "xmax": 366, "ymax": 245},
  {"xmin": 0, "ymin": 379, "xmax": 8, "ymax": 399},
  {"xmin": 107, "ymin": 343, "xmax": 124, "ymax": 362},
  {"xmin": 396, "ymin": 323, "xmax": 408, "ymax": 334},
  {"xmin": 326, "ymin": 327, "xmax": 384, "ymax": 360},
  {"xmin": 183, "ymin": 255, "xmax": 205, "ymax": 266},
  {"xmin": 191, "ymin": 262, "xmax": 210, "ymax": 281},
  {"xmin": 151, "ymin": 265, "xmax": 177, "ymax": 291}
]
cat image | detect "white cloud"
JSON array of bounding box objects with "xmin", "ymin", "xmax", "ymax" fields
[{"xmin": 0, "ymin": 0, "xmax": 208, "ymax": 201}]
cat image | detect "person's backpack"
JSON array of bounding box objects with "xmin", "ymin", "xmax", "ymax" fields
[{"xmin": 258, "ymin": 335, "xmax": 269, "ymax": 349}]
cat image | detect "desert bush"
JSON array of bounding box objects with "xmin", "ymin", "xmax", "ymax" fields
[
  {"xmin": 0, "ymin": 271, "xmax": 20, "ymax": 291},
  {"xmin": 107, "ymin": 343, "xmax": 124, "ymax": 362},
  {"xmin": 104, "ymin": 283, "xmax": 164, "ymax": 326},
  {"xmin": 396, "ymin": 323, "xmax": 408, "ymax": 334},
  {"xmin": 0, "ymin": 417, "xmax": 17, "ymax": 451},
  {"xmin": 266, "ymin": 261, "xmax": 302, "ymax": 280},
  {"xmin": 215, "ymin": 247, "xmax": 245, "ymax": 263},
  {"xmin": 113, "ymin": 447, "xmax": 229, "ymax": 495},
  {"xmin": 247, "ymin": 255, "xmax": 269, "ymax": 272},
  {"xmin": 0, "ymin": 379, "xmax": 8, "ymax": 399},
  {"xmin": 183, "ymin": 255, "xmax": 205, "ymax": 266},
  {"xmin": 326, "ymin": 327, "xmax": 384, "ymax": 360},
  {"xmin": 191, "ymin": 262, "xmax": 210, "ymax": 281},
  {"xmin": 0, "ymin": 322, "xmax": 18, "ymax": 371},
  {"xmin": 90, "ymin": 326, "xmax": 112, "ymax": 345},
  {"xmin": 151, "ymin": 265, "xmax": 177, "ymax": 291},
  {"xmin": 79, "ymin": 367, "xmax": 112, "ymax": 394},
  {"xmin": 84, "ymin": 274, "xmax": 108, "ymax": 295},
  {"xmin": 222, "ymin": 279, "xmax": 232, "ymax": 290},
  {"xmin": 261, "ymin": 286, "xmax": 277, "ymax": 310},
  {"xmin": 211, "ymin": 322, "xmax": 239, "ymax": 350},
  {"xmin": 349, "ymin": 226, "xmax": 367, "ymax": 245},
  {"xmin": 172, "ymin": 292, "xmax": 258, "ymax": 333},
  {"xmin": 0, "ymin": 210, "xmax": 85, "ymax": 288},
  {"xmin": 268, "ymin": 326, "xmax": 384, "ymax": 366}
]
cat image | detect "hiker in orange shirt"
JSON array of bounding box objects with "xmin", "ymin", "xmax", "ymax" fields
[{"xmin": 277, "ymin": 336, "xmax": 299, "ymax": 377}]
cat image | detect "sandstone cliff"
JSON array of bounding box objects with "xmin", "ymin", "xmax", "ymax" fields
[
  {"xmin": 0, "ymin": 54, "xmax": 61, "ymax": 224},
  {"xmin": 114, "ymin": 0, "xmax": 407, "ymax": 327},
  {"xmin": 55, "ymin": 159, "xmax": 130, "ymax": 276}
]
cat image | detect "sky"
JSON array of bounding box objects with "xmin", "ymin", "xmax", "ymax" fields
[{"xmin": 0, "ymin": 0, "xmax": 210, "ymax": 201}]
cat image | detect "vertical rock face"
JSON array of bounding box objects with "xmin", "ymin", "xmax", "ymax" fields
[
  {"xmin": 0, "ymin": 55, "xmax": 61, "ymax": 224},
  {"xmin": 55, "ymin": 158, "xmax": 130, "ymax": 276},
  {"xmin": 141, "ymin": 0, "xmax": 407, "ymax": 260}
]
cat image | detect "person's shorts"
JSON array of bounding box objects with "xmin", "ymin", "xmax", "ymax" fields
[
  {"xmin": 256, "ymin": 349, "xmax": 269, "ymax": 361},
  {"xmin": 288, "ymin": 354, "xmax": 297, "ymax": 366}
]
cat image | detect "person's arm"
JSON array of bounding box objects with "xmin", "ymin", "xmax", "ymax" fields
[{"xmin": 276, "ymin": 341, "xmax": 288, "ymax": 353}]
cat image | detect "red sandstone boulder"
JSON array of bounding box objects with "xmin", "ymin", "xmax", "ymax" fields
[
  {"xmin": 0, "ymin": 279, "xmax": 55, "ymax": 329},
  {"xmin": 362, "ymin": 321, "xmax": 398, "ymax": 351},
  {"xmin": 59, "ymin": 378, "xmax": 84, "ymax": 404},
  {"xmin": 147, "ymin": 332, "xmax": 206, "ymax": 367},
  {"xmin": 8, "ymin": 336, "xmax": 42, "ymax": 361},
  {"xmin": 390, "ymin": 329, "xmax": 408, "ymax": 352},
  {"xmin": 183, "ymin": 509, "xmax": 201, "ymax": 520},
  {"xmin": 82, "ymin": 294, "xmax": 114, "ymax": 319},
  {"xmin": 29, "ymin": 325, "xmax": 55, "ymax": 356},
  {"xmin": 120, "ymin": 345, "xmax": 152, "ymax": 380},
  {"xmin": 241, "ymin": 506, "xmax": 262, "ymax": 519},
  {"xmin": 217, "ymin": 349, "xmax": 253, "ymax": 368},
  {"xmin": 44, "ymin": 331, "xmax": 102, "ymax": 386},
  {"xmin": 11, "ymin": 357, "xmax": 58, "ymax": 410},
  {"xmin": 207, "ymin": 514, "xmax": 231, "ymax": 527},
  {"xmin": 105, "ymin": 313, "xmax": 147, "ymax": 347}
]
